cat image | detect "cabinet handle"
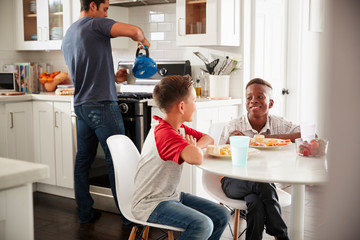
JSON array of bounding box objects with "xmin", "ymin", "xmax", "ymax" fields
[
  {"xmin": 44, "ymin": 27, "xmax": 49, "ymax": 41},
  {"xmin": 10, "ymin": 112, "xmax": 13, "ymax": 129},
  {"xmin": 55, "ymin": 111, "xmax": 59, "ymax": 128},
  {"xmin": 178, "ymin": 18, "xmax": 184, "ymax": 36},
  {"xmin": 233, "ymin": 0, "xmax": 236, "ymax": 35},
  {"xmin": 71, "ymin": 114, "xmax": 78, "ymax": 152},
  {"xmin": 38, "ymin": 27, "xmax": 42, "ymax": 41}
]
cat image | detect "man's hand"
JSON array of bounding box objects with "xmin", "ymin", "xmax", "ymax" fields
[
  {"xmin": 226, "ymin": 130, "xmax": 245, "ymax": 144},
  {"xmin": 115, "ymin": 69, "xmax": 127, "ymax": 83},
  {"xmin": 184, "ymin": 134, "xmax": 197, "ymax": 146}
]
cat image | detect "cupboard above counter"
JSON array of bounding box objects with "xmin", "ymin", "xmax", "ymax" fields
[
  {"xmin": 15, "ymin": 0, "xmax": 72, "ymax": 50},
  {"xmin": 176, "ymin": 0, "xmax": 240, "ymax": 46}
]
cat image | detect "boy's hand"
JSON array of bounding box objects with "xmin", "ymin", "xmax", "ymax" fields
[
  {"xmin": 185, "ymin": 134, "xmax": 197, "ymax": 146},
  {"xmin": 226, "ymin": 130, "xmax": 245, "ymax": 144}
]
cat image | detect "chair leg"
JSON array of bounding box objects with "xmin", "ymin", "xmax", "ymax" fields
[
  {"xmin": 232, "ymin": 209, "xmax": 240, "ymax": 240},
  {"xmin": 128, "ymin": 226, "xmax": 138, "ymax": 240},
  {"xmin": 142, "ymin": 226, "xmax": 150, "ymax": 240},
  {"xmin": 168, "ymin": 230, "xmax": 174, "ymax": 240}
]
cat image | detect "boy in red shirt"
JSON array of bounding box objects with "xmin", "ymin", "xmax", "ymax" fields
[{"xmin": 131, "ymin": 75, "xmax": 230, "ymax": 240}]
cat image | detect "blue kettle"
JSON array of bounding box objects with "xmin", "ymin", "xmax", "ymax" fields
[{"xmin": 132, "ymin": 45, "xmax": 157, "ymax": 79}]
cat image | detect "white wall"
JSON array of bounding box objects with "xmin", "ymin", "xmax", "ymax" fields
[{"xmin": 320, "ymin": 1, "xmax": 360, "ymax": 239}]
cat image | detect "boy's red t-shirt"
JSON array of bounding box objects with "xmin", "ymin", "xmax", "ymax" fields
[{"xmin": 153, "ymin": 115, "xmax": 203, "ymax": 164}]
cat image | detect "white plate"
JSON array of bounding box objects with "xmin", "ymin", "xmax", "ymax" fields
[
  {"xmin": 249, "ymin": 138, "xmax": 292, "ymax": 150},
  {"xmin": 207, "ymin": 147, "xmax": 260, "ymax": 159}
]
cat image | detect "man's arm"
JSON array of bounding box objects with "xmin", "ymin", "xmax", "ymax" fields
[{"xmin": 110, "ymin": 22, "xmax": 150, "ymax": 47}]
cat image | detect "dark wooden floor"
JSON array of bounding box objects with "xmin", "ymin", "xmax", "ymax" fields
[{"xmin": 34, "ymin": 185, "xmax": 325, "ymax": 240}]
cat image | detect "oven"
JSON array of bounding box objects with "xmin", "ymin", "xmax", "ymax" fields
[{"xmin": 88, "ymin": 60, "xmax": 191, "ymax": 213}]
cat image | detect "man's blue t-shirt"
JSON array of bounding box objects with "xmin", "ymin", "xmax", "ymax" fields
[{"xmin": 62, "ymin": 17, "xmax": 117, "ymax": 106}]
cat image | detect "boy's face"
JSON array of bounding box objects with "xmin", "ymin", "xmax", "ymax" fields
[
  {"xmin": 91, "ymin": 0, "xmax": 109, "ymax": 17},
  {"xmin": 182, "ymin": 86, "xmax": 197, "ymax": 122},
  {"xmin": 245, "ymin": 83, "xmax": 274, "ymax": 118}
]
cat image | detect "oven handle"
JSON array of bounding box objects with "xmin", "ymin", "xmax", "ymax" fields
[{"xmin": 123, "ymin": 117, "xmax": 136, "ymax": 122}]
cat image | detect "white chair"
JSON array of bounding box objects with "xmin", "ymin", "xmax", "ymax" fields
[
  {"xmin": 106, "ymin": 135, "xmax": 184, "ymax": 240},
  {"xmin": 204, "ymin": 122, "xmax": 292, "ymax": 239},
  {"xmin": 207, "ymin": 121, "xmax": 228, "ymax": 145},
  {"xmin": 202, "ymin": 171, "xmax": 291, "ymax": 240}
]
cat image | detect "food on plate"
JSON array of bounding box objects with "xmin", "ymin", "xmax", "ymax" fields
[
  {"xmin": 254, "ymin": 134, "xmax": 265, "ymax": 143},
  {"xmin": 249, "ymin": 137, "xmax": 291, "ymax": 147},
  {"xmin": 219, "ymin": 145, "xmax": 231, "ymax": 155},
  {"xmin": 297, "ymin": 138, "xmax": 328, "ymax": 157},
  {"xmin": 207, "ymin": 145, "xmax": 231, "ymax": 155},
  {"xmin": 207, "ymin": 145, "xmax": 220, "ymax": 155}
]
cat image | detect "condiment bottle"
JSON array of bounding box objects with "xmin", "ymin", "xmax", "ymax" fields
[{"xmin": 194, "ymin": 78, "xmax": 202, "ymax": 97}]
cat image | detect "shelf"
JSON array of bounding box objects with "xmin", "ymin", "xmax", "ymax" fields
[
  {"xmin": 50, "ymin": 11, "xmax": 63, "ymax": 16},
  {"xmin": 25, "ymin": 14, "xmax": 37, "ymax": 18},
  {"xmin": 187, "ymin": 0, "xmax": 206, "ymax": 5}
]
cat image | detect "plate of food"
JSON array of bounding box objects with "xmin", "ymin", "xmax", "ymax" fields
[
  {"xmin": 249, "ymin": 135, "xmax": 292, "ymax": 149},
  {"xmin": 206, "ymin": 145, "xmax": 260, "ymax": 159}
]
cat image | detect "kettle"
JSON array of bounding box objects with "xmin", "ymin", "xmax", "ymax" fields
[{"xmin": 132, "ymin": 45, "xmax": 158, "ymax": 79}]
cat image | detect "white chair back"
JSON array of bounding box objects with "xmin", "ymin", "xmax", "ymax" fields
[
  {"xmin": 208, "ymin": 121, "xmax": 227, "ymax": 145},
  {"xmin": 107, "ymin": 134, "xmax": 184, "ymax": 233},
  {"xmin": 107, "ymin": 134, "xmax": 140, "ymax": 222}
]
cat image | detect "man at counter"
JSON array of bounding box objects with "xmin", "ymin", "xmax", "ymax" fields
[{"xmin": 61, "ymin": 0, "xmax": 150, "ymax": 224}]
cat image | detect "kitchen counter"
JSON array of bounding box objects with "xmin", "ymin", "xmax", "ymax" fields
[
  {"xmin": 147, "ymin": 97, "xmax": 242, "ymax": 108},
  {"xmin": 0, "ymin": 157, "xmax": 49, "ymax": 240},
  {"xmin": 0, "ymin": 92, "xmax": 73, "ymax": 102},
  {"xmin": 0, "ymin": 157, "xmax": 49, "ymax": 190}
]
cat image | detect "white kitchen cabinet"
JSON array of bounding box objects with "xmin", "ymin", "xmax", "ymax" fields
[
  {"xmin": 176, "ymin": 0, "xmax": 240, "ymax": 46},
  {"xmin": 14, "ymin": 0, "xmax": 72, "ymax": 50},
  {"xmin": 1, "ymin": 102, "xmax": 34, "ymax": 162},
  {"xmin": 33, "ymin": 101, "xmax": 74, "ymax": 188}
]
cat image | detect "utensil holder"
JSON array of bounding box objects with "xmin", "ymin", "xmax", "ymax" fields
[{"xmin": 209, "ymin": 75, "xmax": 230, "ymax": 98}]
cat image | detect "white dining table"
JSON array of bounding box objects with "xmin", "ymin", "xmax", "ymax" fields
[{"xmin": 198, "ymin": 145, "xmax": 328, "ymax": 240}]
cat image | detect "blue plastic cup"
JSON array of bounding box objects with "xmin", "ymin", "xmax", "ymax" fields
[{"xmin": 230, "ymin": 136, "xmax": 250, "ymax": 167}]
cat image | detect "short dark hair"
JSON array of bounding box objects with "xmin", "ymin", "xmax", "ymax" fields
[
  {"xmin": 80, "ymin": 0, "xmax": 105, "ymax": 11},
  {"xmin": 246, "ymin": 78, "xmax": 273, "ymax": 90},
  {"xmin": 153, "ymin": 75, "xmax": 193, "ymax": 113}
]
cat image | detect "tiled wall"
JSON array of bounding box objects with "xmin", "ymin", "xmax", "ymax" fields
[{"xmin": 116, "ymin": 3, "xmax": 244, "ymax": 98}]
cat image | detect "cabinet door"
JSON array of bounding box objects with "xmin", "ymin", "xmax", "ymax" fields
[
  {"xmin": 5, "ymin": 102, "xmax": 33, "ymax": 162},
  {"xmin": 218, "ymin": 105, "xmax": 239, "ymax": 122},
  {"xmin": 193, "ymin": 107, "xmax": 219, "ymax": 133},
  {"xmin": 176, "ymin": 0, "xmax": 217, "ymax": 46},
  {"xmin": 54, "ymin": 102, "xmax": 74, "ymax": 188},
  {"xmin": 15, "ymin": 0, "xmax": 71, "ymax": 50},
  {"xmin": 33, "ymin": 101, "xmax": 56, "ymax": 185}
]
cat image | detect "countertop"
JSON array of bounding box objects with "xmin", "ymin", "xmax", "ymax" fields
[
  {"xmin": 0, "ymin": 92, "xmax": 73, "ymax": 103},
  {"xmin": 0, "ymin": 93, "xmax": 241, "ymax": 107},
  {"xmin": 0, "ymin": 157, "xmax": 49, "ymax": 190},
  {"xmin": 148, "ymin": 98, "xmax": 242, "ymax": 107}
]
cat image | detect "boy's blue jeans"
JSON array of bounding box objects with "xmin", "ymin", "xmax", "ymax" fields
[
  {"xmin": 74, "ymin": 101, "xmax": 125, "ymax": 223},
  {"xmin": 147, "ymin": 192, "xmax": 230, "ymax": 240}
]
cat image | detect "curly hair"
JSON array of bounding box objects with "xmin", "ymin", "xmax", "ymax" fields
[{"xmin": 153, "ymin": 75, "xmax": 193, "ymax": 113}]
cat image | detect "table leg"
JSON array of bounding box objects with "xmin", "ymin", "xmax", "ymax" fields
[{"xmin": 290, "ymin": 184, "xmax": 305, "ymax": 240}]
